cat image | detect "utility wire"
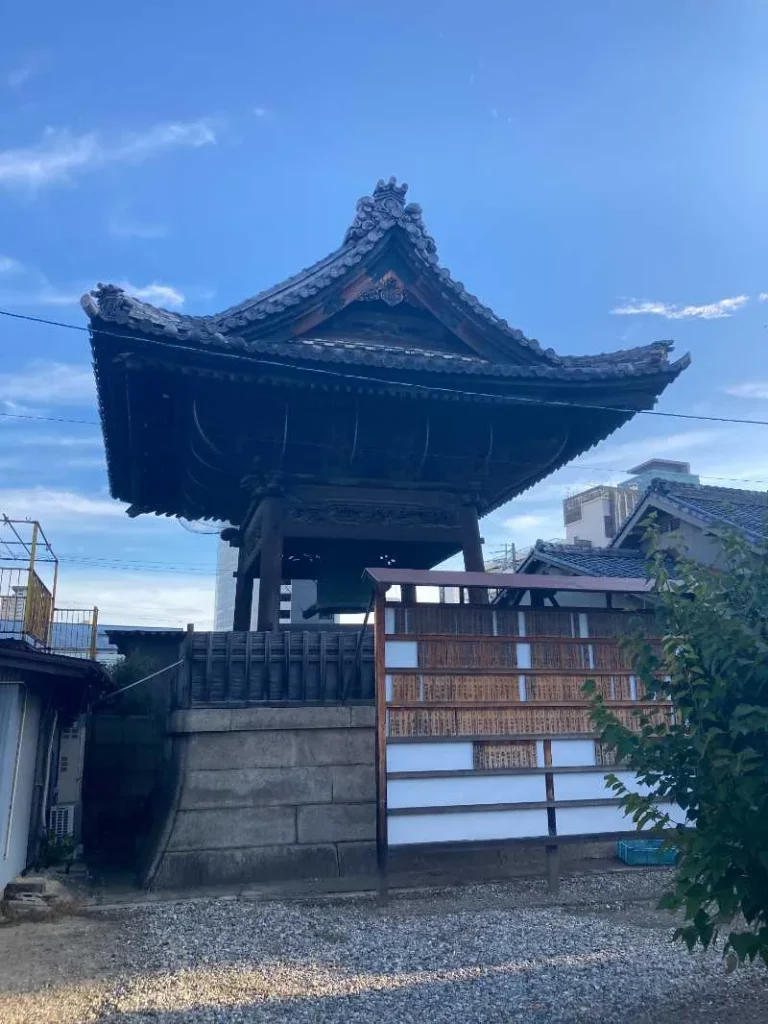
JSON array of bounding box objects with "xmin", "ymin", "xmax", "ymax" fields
[{"xmin": 3, "ymin": 306, "xmax": 768, "ymax": 428}]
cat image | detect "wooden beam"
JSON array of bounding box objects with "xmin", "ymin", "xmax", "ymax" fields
[
  {"xmin": 460, "ymin": 503, "xmax": 488, "ymax": 605},
  {"xmin": 256, "ymin": 495, "xmax": 285, "ymax": 631}
]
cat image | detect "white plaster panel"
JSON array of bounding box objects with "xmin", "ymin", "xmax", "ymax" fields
[
  {"xmin": 550, "ymin": 739, "xmax": 596, "ymax": 767},
  {"xmin": 516, "ymin": 643, "xmax": 531, "ymax": 669},
  {"xmin": 555, "ymin": 803, "xmax": 633, "ymax": 836},
  {"xmin": 387, "ymin": 773, "xmax": 546, "ymax": 810},
  {"xmin": 385, "ymin": 675, "xmax": 393, "ymax": 702},
  {"xmin": 386, "ymin": 742, "xmax": 474, "ymax": 773},
  {"xmin": 554, "ymin": 771, "xmax": 617, "ymax": 802},
  {"xmin": 384, "ymin": 607, "xmax": 395, "ymax": 634},
  {"xmin": 387, "ymin": 808, "xmax": 550, "ymax": 846},
  {"xmin": 385, "ymin": 640, "xmax": 418, "ymax": 669}
]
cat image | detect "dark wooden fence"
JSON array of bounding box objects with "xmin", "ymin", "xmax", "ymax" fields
[{"xmin": 174, "ymin": 628, "xmax": 375, "ymax": 707}]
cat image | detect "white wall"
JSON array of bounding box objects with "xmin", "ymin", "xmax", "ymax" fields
[
  {"xmin": 565, "ymin": 494, "xmax": 613, "ymax": 547},
  {"xmin": 0, "ymin": 685, "xmax": 41, "ymax": 889}
]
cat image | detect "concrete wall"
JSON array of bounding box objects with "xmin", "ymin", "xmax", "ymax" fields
[{"xmin": 151, "ymin": 705, "xmax": 376, "ymax": 888}]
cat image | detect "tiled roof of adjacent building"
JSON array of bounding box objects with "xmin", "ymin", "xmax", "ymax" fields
[
  {"xmin": 517, "ymin": 541, "xmax": 649, "ymax": 577},
  {"xmin": 615, "ymin": 480, "xmax": 768, "ymax": 547}
]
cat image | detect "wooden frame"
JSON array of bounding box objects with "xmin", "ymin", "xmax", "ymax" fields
[{"xmin": 370, "ymin": 569, "xmax": 674, "ymax": 894}]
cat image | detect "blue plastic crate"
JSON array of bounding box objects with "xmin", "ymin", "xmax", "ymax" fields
[{"xmin": 617, "ymin": 838, "xmax": 677, "ymax": 866}]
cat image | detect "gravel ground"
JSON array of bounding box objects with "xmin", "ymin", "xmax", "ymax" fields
[{"xmin": 0, "ymin": 870, "xmax": 765, "ymax": 1023}]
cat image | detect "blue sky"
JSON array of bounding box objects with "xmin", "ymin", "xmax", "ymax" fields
[{"xmin": 2, "ymin": 1, "xmax": 768, "ymax": 626}]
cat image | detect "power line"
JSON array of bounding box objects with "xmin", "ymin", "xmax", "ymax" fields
[
  {"xmin": 0, "ymin": 411, "xmax": 98, "ymax": 425},
  {"xmin": 3, "ymin": 306, "xmax": 768, "ymax": 428}
]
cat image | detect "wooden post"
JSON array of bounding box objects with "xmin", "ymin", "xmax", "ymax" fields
[
  {"xmin": 460, "ymin": 502, "xmax": 488, "ymax": 605},
  {"xmin": 233, "ymin": 544, "xmax": 254, "ymax": 632},
  {"xmin": 400, "ymin": 583, "xmax": 417, "ymax": 605},
  {"xmin": 374, "ymin": 587, "xmax": 389, "ymax": 906},
  {"xmin": 256, "ymin": 495, "xmax": 285, "ymax": 632},
  {"xmin": 545, "ymin": 844, "xmax": 561, "ymax": 895}
]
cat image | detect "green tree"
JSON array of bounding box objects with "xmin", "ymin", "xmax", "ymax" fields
[{"xmin": 586, "ymin": 528, "xmax": 768, "ymax": 967}]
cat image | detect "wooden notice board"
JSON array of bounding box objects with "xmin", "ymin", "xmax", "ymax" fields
[{"xmin": 366, "ymin": 571, "xmax": 680, "ymax": 872}]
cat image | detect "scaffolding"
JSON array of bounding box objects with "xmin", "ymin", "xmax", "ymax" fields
[{"xmin": 0, "ymin": 517, "xmax": 98, "ymax": 658}]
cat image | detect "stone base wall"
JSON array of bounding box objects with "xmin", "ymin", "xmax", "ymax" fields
[{"xmin": 152, "ymin": 706, "xmax": 376, "ymax": 888}]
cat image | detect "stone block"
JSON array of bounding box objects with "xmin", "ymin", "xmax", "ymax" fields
[
  {"xmin": 294, "ymin": 728, "xmax": 374, "ymax": 767},
  {"xmin": 336, "ymin": 841, "xmax": 378, "ymax": 876},
  {"xmin": 168, "ymin": 806, "xmax": 296, "ymax": 850},
  {"xmin": 186, "ymin": 730, "xmax": 299, "ymax": 770},
  {"xmin": 349, "ymin": 705, "xmax": 376, "ymax": 728},
  {"xmin": 154, "ymin": 844, "xmax": 339, "ymax": 888},
  {"xmin": 229, "ymin": 706, "xmax": 351, "ymax": 731},
  {"xmin": 169, "ymin": 709, "xmax": 232, "ymax": 734},
  {"xmin": 297, "ymin": 802, "xmax": 376, "ymax": 844},
  {"xmin": 331, "ymin": 765, "xmax": 376, "ymax": 802},
  {"xmin": 181, "ymin": 767, "xmax": 333, "ymax": 809}
]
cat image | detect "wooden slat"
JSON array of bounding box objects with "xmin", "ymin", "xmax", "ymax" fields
[
  {"xmin": 388, "ymin": 633, "xmax": 658, "ymax": 644},
  {"xmin": 386, "ymin": 701, "xmax": 666, "ymax": 710},
  {"xmin": 389, "ymin": 797, "xmax": 627, "ymax": 816},
  {"xmin": 388, "ymin": 765, "xmax": 623, "ymax": 779}
]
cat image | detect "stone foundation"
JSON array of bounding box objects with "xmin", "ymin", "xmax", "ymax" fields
[{"xmin": 150, "ymin": 706, "xmax": 376, "ymax": 888}]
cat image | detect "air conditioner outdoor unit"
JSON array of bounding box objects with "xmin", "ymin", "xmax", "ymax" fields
[{"xmin": 48, "ymin": 803, "xmax": 75, "ymax": 838}]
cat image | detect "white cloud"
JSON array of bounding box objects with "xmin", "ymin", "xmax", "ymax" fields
[
  {"xmin": 0, "ymin": 361, "xmax": 96, "ymax": 405},
  {"xmin": 502, "ymin": 514, "xmax": 547, "ymax": 531},
  {"xmin": 759, "ymin": 293, "xmax": 768, "ymax": 303},
  {"xmin": 107, "ymin": 214, "xmax": 168, "ymax": 240},
  {"xmin": 724, "ymin": 381, "xmax": 768, "ymax": 400},
  {"xmin": 55, "ymin": 569, "xmax": 214, "ymax": 628},
  {"xmin": 611, "ymin": 295, "xmax": 748, "ymax": 320},
  {"xmin": 12, "ymin": 433, "xmax": 103, "ymax": 448},
  {"xmin": 0, "ymin": 119, "xmax": 217, "ymax": 189},
  {"xmin": 253, "ymin": 107, "xmax": 269, "ymax": 118},
  {"xmin": 0, "ymin": 258, "xmax": 184, "ymax": 309},
  {"xmin": 577, "ymin": 429, "xmax": 722, "ymax": 468},
  {"xmin": 6, "ymin": 55, "xmax": 45, "ymax": 89},
  {"xmin": 0, "ymin": 258, "xmax": 83, "ymax": 306},
  {"xmin": 119, "ymin": 281, "xmax": 184, "ymax": 308},
  {"xmin": 0, "ymin": 255, "xmax": 24, "ymax": 274},
  {"xmin": 0, "ymin": 487, "xmax": 125, "ymax": 527}
]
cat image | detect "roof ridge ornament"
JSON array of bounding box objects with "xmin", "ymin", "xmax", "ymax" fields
[
  {"xmin": 87, "ymin": 283, "xmax": 129, "ymax": 321},
  {"xmin": 343, "ymin": 176, "xmax": 438, "ymax": 258}
]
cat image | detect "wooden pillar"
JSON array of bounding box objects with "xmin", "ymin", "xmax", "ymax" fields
[
  {"xmin": 233, "ymin": 543, "xmax": 254, "ymax": 632},
  {"xmin": 460, "ymin": 502, "xmax": 488, "ymax": 605},
  {"xmin": 256, "ymin": 495, "xmax": 285, "ymax": 632},
  {"xmin": 401, "ymin": 584, "xmax": 417, "ymax": 605}
]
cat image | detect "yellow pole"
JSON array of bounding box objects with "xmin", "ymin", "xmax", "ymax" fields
[
  {"xmin": 47, "ymin": 559, "xmax": 59, "ymax": 648},
  {"xmin": 28, "ymin": 521, "xmax": 39, "ymax": 577},
  {"xmin": 90, "ymin": 606, "xmax": 99, "ymax": 660}
]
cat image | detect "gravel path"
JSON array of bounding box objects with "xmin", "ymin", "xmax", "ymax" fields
[{"xmin": 0, "ymin": 870, "xmax": 765, "ymax": 1023}]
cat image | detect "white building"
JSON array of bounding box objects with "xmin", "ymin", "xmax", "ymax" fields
[
  {"xmin": 213, "ymin": 538, "xmax": 323, "ymax": 629},
  {"xmin": 563, "ymin": 460, "xmax": 700, "ymax": 548}
]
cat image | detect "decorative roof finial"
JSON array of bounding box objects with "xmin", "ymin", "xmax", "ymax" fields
[
  {"xmin": 343, "ymin": 176, "xmax": 436, "ymax": 257},
  {"xmin": 372, "ymin": 176, "xmax": 408, "ymax": 207}
]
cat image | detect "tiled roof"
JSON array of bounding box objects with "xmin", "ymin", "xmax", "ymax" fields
[
  {"xmin": 634, "ymin": 480, "xmax": 768, "ymax": 545},
  {"xmin": 81, "ymin": 177, "xmax": 689, "ymax": 383},
  {"xmin": 520, "ymin": 541, "xmax": 649, "ymax": 577}
]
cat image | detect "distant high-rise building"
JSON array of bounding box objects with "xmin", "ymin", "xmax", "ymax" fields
[
  {"xmin": 213, "ymin": 537, "xmax": 326, "ymax": 629},
  {"xmin": 563, "ymin": 460, "xmax": 700, "ymax": 547}
]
